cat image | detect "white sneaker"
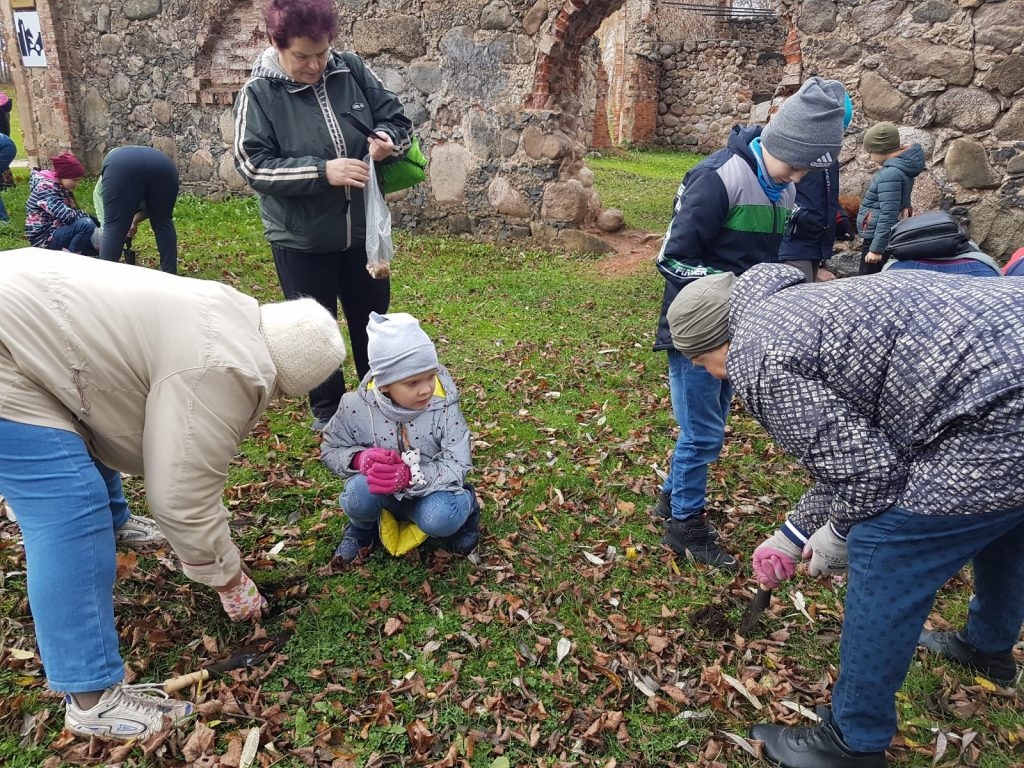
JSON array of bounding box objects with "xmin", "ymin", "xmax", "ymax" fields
[
  {"xmin": 64, "ymin": 682, "xmax": 194, "ymax": 741},
  {"xmin": 114, "ymin": 514, "xmax": 167, "ymax": 547}
]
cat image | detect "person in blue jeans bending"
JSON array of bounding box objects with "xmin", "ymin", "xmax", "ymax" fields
[
  {"xmin": 651, "ymin": 76, "xmax": 849, "ymax": 570},
  {"xmin": 669, "ymin": 263, "xmax": 1023, "ymax": 768},
  {"xmin": 0, "ymin": 251, "xmax": 346, "ymax": 742},
  {"xmin": 321, "ymin": 312, "xmax": 479, "ymax": 565}
]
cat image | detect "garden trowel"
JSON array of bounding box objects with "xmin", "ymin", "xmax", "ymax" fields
[
  {"xmin": 739, "ymin": 585, "xmax": 772, "ymax": 635},
  {"xmin": 162, "ymin": 633, "xmax": 289, "ymax": 693}
]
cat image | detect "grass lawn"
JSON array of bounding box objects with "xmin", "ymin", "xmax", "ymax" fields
[
  {"xmin": 585, "ymin": 147, "xmax": 703, "ymax": 233},
  {"xmin": 0, "ymin": 157, "xmax": 1020, "ymax": 767}
]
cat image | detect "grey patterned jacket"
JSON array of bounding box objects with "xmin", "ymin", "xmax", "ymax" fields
[{"xmin": 727, "ymin": 264, "xmax": 1024, "ymax": 540}]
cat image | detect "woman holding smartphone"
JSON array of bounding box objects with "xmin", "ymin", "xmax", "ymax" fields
[{"xmin": 233, "ymin": 0, "xmax": 413, "ymax": 431}]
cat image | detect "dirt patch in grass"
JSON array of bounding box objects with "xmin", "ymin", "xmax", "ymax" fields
[
  {"xmin": 593, "ymin": 227, "xmax": 664, "ymax": 278},
  {"xmin": 688, "ymin": 602, "xmax": 735, "ymax": 639}
]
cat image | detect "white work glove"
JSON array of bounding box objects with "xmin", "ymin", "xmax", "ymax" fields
[
  {"xmin": 803, "ymin": 523, "xmax": 849, "ymax": 578},
  {"xmin": 217, "ymin": 571, "xmax": 268, "ymax": 622},
  {"xmin": 752, "ymin": 529, "xmax": 803, "ymax": 588}
]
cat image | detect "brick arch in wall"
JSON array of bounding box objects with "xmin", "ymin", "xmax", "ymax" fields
[{"xmin": 524, "ymin": 0, "xmax": 657, "ymax": 146}]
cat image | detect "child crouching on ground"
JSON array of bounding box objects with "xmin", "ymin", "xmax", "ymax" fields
[{"xmin": 321, "ymin": 312, "xmax": 479, "ymax": 565}]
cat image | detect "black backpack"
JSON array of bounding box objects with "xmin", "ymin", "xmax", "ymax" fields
[{"xmin": 883, "ymin": 211, "xmax": 970, "ymax": 261}]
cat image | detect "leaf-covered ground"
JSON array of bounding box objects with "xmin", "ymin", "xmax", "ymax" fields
[{"xmin": 0, "ymin": 182, "xmax": 1020, "ymax": 768}]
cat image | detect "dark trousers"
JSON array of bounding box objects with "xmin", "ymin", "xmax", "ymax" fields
[
  {"xmin": 270, "ymin": 243, "xmax": 389, "ymax": 422},
  {"xmin": 857, "ymin": 238, "xmax": 885, "ymax": 275},
  {"xmin": 99, "ymin": 146, "xmax": 179, "ymax": 274}
]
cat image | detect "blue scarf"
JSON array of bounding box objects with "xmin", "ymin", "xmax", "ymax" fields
[{"xmin": 749, "ymin": 137, "xmax": 790, "ymax": 202}]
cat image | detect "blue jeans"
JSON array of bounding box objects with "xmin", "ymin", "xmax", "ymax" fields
[
  {"xmin": 661, "ymin": 350, "xmax": 732, "ymax": 520},
  {"xmin": 341, "ymin": 473, "xmax": 472, "ymax": 538},
  {"xmin": 887, "ymin": 259, "xmax": 1002, "ymax": 277},
  {"xmin": 833, "ymin": 505, "xmax": 1024, "ymax": 751},
  {"xmin": 0, "ymin": 419, "xmax": 129, "ymax": 692},
  {"xmin": 0, "ymin": 134, "xmax": 15, "ymax": 221},
  {"xmin": 48, "ymin": 216, "xmax": 98, "ymax": 256}
]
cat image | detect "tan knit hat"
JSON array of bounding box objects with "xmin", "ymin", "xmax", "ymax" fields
[
  {"xmin": 259, "ymin": 298, "xmax": 346, "ymax": 397},
  {"xmin": 667, "ymin": 272, "xmax": 737, "ymax": 358}
]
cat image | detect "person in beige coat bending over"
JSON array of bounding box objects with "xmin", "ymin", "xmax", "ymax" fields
[{"xmin": 0, "ymin": 249, "xmax": 345, "ymax": 741}]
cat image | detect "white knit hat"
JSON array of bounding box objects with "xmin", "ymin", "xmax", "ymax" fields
[
  {"xmin": 259, "ymin": 299, "xmax": 346, "ymax": 397},
  {"xmin": 367, "ymin": 312, "xmax": 438, "ymax": 387}
]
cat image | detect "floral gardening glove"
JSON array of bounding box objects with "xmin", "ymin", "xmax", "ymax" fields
[
  {"xmin": 803, "ymin": 523, "xmax": 849, "ymax": 578},
  {"xmin": 367, "ymin": 460, "xmax": 412, "ymax": 495},
  {"xmin": 752, "ymin": 529, "xmax": 803, "ymax": 588},
  {"xmin": 352, "ymin": 447, "xmax": 402, "ymax": 474},
  {"xmin": 217, "ymin": 571, "xmax": 268, "ymax": 622}
]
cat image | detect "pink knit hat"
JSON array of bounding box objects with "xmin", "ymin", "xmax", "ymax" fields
[{"xmin": 50, "ymin": 151, "xmax": 85, "ymax": 180}]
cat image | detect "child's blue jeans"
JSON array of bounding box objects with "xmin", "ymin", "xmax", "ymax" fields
[
  {"xmin": 341, "ymin": 473, "xmax": 472, "ymax": 537},
  {"xmin": 661, "ymin": 349, "xmax": 732, "ymax": 520}
]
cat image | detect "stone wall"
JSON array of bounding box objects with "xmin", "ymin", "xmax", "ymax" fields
[
  {"xmin": 776, "ymin": 0, "xmax": 1024, "ymax": 260},
  {"xmin": 7, "ymin": 0, "xmax": 1024, "ymax": 258},
  {"xmin": 655, "ymin": 36, "xmax": 787, "ymax": 154}
]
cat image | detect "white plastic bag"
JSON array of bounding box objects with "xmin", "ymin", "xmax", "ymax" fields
[{"xmin": 364, "ymin": 157, "xmax": 394, "ymax": 279}]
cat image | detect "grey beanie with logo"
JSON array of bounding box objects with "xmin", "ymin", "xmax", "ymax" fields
[
  {"xmin": 367, "ymin": 312, "xmax": 439, "ymax": 387},
  {"xmin": 760, "ymin": 77, "xmax": 848, "ymax": 170}
]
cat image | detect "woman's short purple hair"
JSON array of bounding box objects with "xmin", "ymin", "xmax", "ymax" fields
[{"xmin": 263, "ymin": 0, "xmax": 338, "ymax": 49}]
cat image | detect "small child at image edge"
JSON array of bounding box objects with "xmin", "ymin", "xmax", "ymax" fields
[{"xmin": 320, "ymin": 311, "xmax": 479, "ymax": 565}]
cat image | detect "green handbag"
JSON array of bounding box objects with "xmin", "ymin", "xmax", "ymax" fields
[{"xmin": 379, "ymin": 135, "xmax": 427, "ymax": 194}]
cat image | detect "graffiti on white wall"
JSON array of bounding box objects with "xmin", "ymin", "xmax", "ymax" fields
[{"xmin": 14, "ymin": 11, "xmax": 46, "ymax": 68}]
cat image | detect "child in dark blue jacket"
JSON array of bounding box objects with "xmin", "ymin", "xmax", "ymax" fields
[{"xmin": 651, "ymin": 77, "xmax": 849, "ymax": 570}]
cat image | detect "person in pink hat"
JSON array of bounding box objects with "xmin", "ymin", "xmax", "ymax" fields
[{"xmin": 25, "ymin": 151, "xmax": 99, "ymax": 255}]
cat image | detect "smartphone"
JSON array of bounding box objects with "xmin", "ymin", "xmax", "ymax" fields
[{"xmin": 340, "ymin": 111, "xmax": 381, "ymax": 140}]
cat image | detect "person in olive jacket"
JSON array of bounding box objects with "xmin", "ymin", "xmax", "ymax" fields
[{"xmin": 233, "ymin": 0, "xmax": 413, "ymax": 431}]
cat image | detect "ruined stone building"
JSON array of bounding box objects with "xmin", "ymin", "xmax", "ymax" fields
[{"xmin": 2, "ymin": 0, "xmax": 1022, "ymax": 258}]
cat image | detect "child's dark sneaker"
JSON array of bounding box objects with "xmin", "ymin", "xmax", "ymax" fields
[
  {"xmin": 649, "ymin": 489, "xmax": 672, "ymax": 520},
  {"xmin": 662, "ymin": 516, "xmax": 737, "ymax": 570},
  {"xmin": 444, "ymin": 488, "xmax": 481, "ymax": 555},
  {"xmin": 331, "ymin": 524, "xmax": 377, "ymax": 566}
]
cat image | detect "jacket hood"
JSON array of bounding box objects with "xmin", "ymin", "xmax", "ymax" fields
[
  {"xmin": 883, "ymin": 142, "xmax": 925, "ymax": 178},
  {"xmin": 726, "ymin": 124, "xmax": 764, "ymax": 165},
  {"xmin": 730, "ymin": 263, "xmax": 807, "ymax": 335},
  {"xmin": 250, "ymin": 46, "xmax": 347, "ymax": 86},
  {"xmin": 360, "ymin": 364, "xmax": 461, "ymax": 413},
  {"xmin": 29, "ymin": 168, "xmax": 57, "ymax": 191}
]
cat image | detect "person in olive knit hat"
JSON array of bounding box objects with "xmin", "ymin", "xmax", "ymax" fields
[
  {"xmin": 856, "ymin": 122, "xmax": 925, "ymax": 275},
  {"xmin": 650, "ymin": 76, "xmax": 848, "ymax": 571},
  {"xmin": 669, "ymin": 262, "xmax": 1023, "ymax": 768}
]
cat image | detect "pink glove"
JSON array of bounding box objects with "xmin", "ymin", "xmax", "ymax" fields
[
  {"xmin": 367, "ymin": 460, "xmax": 412, "ymax": 495},
  {"xmin": 352, "ymin": 447, "xmax": 402, "ymax": 474},
  {"xmin": 217, "ymin": 571, "xmax": 268, "ymax": 622},
  {"xmin": 751, "ymin": 529, "xmax": 803, "ymax": 588}
]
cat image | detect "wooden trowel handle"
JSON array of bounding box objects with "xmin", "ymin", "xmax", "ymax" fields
[{"xmin": 163, "ymin": 668, "xmax": 211, "ymax": 693}]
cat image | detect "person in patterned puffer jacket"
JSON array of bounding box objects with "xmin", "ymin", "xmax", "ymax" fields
[{"xmin": 665, "ymin": 263, "xmax": 1023, "ymax": 768}]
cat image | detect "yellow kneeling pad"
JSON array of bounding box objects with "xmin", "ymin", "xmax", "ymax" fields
[{"xmin": 379, "ymin": 507, "xmax": 428, "ymax": 556}]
